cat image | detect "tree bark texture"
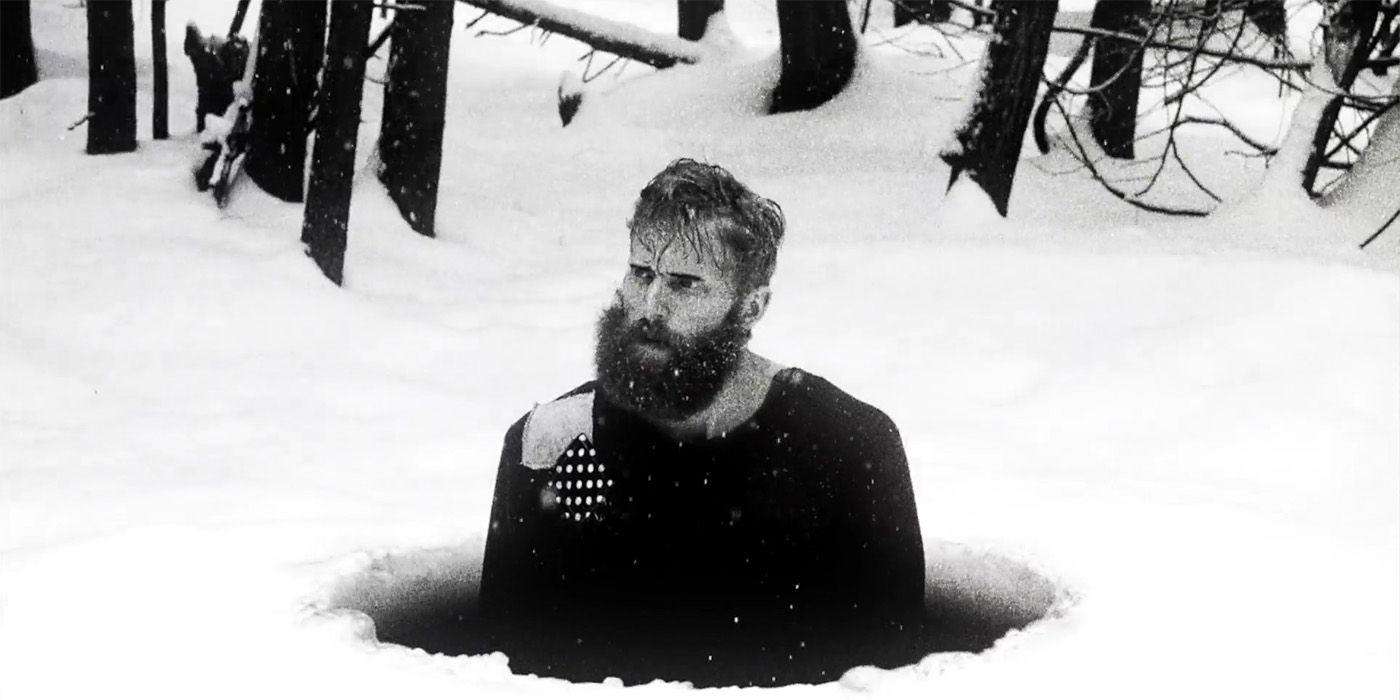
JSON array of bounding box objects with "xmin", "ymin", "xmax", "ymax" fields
[
  {"xmin": 152, "ymin": 0, "xmax": 169, "ymax": 140},
  {"xmin": 86, "ymin": 0, "xmax": 138, "ymax": 155},
  {"xmin": 379, "ymin": 0, "xmax": 455, "ymax": 238},
  {"xmin": 678, "ymin": 0, "xmax": 724, "ymax": 41},
  {"xmin": 248, "ymin": 0, "xmax": 328, "ymax": 203},
  {"xmin": 1, "ymin": 1, "xmax": 38, "ymax": 99},
  {"xmin": 302, "ymin": 0, "xmax": 374, "ymax": 286},
  {"xmin": 1303, "ymin": 0, "xmax": 1382, "ymax": 193},
  {"xmin": 771, "ymin": 0, "xmax": 857, "ymax": 114},
  {"xmin": 942, "ymin": 0, "xmax": 1057, "ymax": 216},
  {"xmin": 1088, "ymin": 0, "xmax": 1148, "ymax": 159},
  {"xmin": 894, "ymin": 1, "xmax": 952, "ymax": 28}
]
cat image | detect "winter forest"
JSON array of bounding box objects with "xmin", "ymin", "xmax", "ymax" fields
[{"xmin": 1, "ymin": 0, "xmax": 1397, "ymax": 697}]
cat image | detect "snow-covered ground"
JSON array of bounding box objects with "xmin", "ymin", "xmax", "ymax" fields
[{"xmin": 2, "ymin": 1, "xmax": 1396, "ymax": 698}]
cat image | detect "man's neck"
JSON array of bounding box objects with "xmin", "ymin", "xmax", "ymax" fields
[{"xmin": 650, "ymin": 351, "xmax": 781, "ymax": 442}]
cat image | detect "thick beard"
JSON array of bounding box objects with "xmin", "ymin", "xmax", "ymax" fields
[{"xmin": 594, "ymin": 299, "xmax": 749, "ymax": 423}]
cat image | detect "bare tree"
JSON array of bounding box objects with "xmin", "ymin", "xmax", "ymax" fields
[
  {"xmin": 86, "ymin": 0, "xmax": 138, "ymax": 155},
  {"xmin": 153, "ymin": 0, "xmax": 169, "ymax": 140},
  {"xmin": 1033, "ymin": 0, "xmax": 1399, "ymax": 215},
  {"xmin": 1, "ymin": 1, "xmax": 38, "ymax": 100},
  {"xmin": 1087, "ymin": 0, "xmax": 1149, "ymax": 158},
  {"xmin": 771, "ymin": 0, "xmax": 858, "ymax": 113},
  {"xmin": 1302, "ymin": 0, "xmax": 1386, "ymax": 193},
  {"xmin": 248, "ymin": 0, "xmax": 328, "ymax": 203},
  {"xmin": 943, "ymin": 1, "xmax": 1058, "ymax": 215},
  {"xmin": 303, "ymin": 0, "xmax": 374, "ymax": 285},
  {"xmin": 679, "ymin": 0, "xmax": 724, "ymax": 41},
  {"xmin": 379, "ymin": 1, "xmax": 456, "ymax": 237}
]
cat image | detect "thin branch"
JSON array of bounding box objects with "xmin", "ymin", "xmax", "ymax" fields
[
  {"xmin": 1052, "ymin": 96, "xmax": 1212, "ymax": 217},
  {"xmin": 463, "ymin": 9, "xmax": 490, "ymax": 31},
  {"xmin": 365, "ymin": 17, "xmax": 397, "ymax": 58},
  {"xmin": 477, "ymin": 22, "xmax": 530, "ymax": 38},
  {"xmin": 1175, "ymin": 115, "xmax": 1278, "ymax": 154},
  {"xmin": 1360, "ymin": 207, "xmax": 1400, "ymax": 249}
]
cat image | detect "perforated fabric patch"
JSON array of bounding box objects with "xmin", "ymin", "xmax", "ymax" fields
[{"xmin": 545, "ymin": 433, "xmax": 614, "ymax": 522}]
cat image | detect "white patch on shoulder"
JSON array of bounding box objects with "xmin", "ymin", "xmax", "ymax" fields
[{"xmin": 521, "ymin": 392, "xmax": 594, "ymax": 470}]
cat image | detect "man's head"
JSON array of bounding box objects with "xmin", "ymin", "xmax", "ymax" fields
[{"xmin": 595, "ymin": 159, "xmax": 786, "ymax": 422}]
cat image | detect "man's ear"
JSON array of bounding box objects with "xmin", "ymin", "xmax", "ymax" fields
[{"xmin": 739, "ymin": 286, "xmax": 772, "ymax": 327}]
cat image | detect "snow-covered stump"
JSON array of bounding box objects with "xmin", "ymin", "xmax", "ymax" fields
[
  {"xmin": 301, "ymin": 0, "xmax": 374, "ymax": 286},
  {"xmin": 378, "ymin": 0, "xmax": 455, "ymax": 238}
]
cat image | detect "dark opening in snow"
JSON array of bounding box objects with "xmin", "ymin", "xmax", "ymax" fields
[{"xmin": 324, "ymin": 542, "xmax": 1061, "ymax": 688}]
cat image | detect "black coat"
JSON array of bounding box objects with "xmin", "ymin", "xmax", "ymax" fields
[{"xmin": 479, "ymin": 368, "xmax": 926, "ymax": 687}]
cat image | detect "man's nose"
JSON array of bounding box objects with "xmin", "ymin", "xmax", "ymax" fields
[{"xmin": 639, "ymin": 278, "xmax": 671, "ymax": 318}]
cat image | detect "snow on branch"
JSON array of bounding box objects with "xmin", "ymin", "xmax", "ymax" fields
[{"xmin": 455, "ymin": 0, "xmax": 712, "ymax": 69}]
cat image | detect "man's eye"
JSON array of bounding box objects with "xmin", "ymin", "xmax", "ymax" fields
[
  {"xmin": 631, "ymin": 266, "xmax": 654, "ymax": 282},
  {"xmin": 669, "ymin": 278, "xmax": 697, "ymax": 292}
]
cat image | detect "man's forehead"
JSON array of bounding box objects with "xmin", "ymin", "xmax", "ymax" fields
[{"xmin": 629, "ymin": 233, "xmax": 731, "ymax": 277}]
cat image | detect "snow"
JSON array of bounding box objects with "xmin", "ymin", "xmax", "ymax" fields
[{"xmin": 2, "ymin": 1, "xmax": 1397, "ymax": 699}]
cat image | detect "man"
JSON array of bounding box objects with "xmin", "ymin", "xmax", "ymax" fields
[{"xmin": 479, "ymin": 159, "xmax": 925, "ymax": 687}]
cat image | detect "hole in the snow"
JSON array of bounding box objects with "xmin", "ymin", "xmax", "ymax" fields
[{"xmin": 321, "ymin": 540, "xmax": 1063, "ymax": 688}]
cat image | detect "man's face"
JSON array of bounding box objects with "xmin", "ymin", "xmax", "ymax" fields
[{"xmin": 593, "ymin": 234, "xmax": 751, "ymax": 422}]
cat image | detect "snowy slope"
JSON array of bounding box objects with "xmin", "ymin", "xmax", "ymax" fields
[{"xmin": 2, "ymin": 1, "xmax": 1396, "ymax": 699}]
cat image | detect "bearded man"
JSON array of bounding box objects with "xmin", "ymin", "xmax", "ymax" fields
[{"xmin": 478, "ymin": 159, "xmax": 925, "ymax": 687}]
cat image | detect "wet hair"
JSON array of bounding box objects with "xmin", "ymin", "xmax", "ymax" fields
[{"xmin": 627, "ymin": 159, "xmax": 786, "ymax": 292}]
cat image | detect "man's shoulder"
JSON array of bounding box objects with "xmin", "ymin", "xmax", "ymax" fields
[
  {"xmin": 502, "ymin": 380, "xmax": 599, "ymax": 469},
  {"xmin": 769, "ymin": 367, "xmax": 900, "ymax": 439}
]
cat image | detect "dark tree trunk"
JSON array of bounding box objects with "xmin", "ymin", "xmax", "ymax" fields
[
  {"xmin": 942, "ymin": 0, "xmax": 1057, "ymax": 216},
  {"xmin": 302, "ymin": 0, "xmax": 373, "ymax": 286},
  {"xmin": 379, "ymin": 0, "xmax": 455, "ymax": 237},
  {"xmin": 229, "ymin": 0, "xmax": 253, "ymax": 36},
  {"xmin": 771, "ymin": 0, "xmax": 857, "ymax": 114},
  {"xmin": 86, "ymin": 0, "xmax": 138, "ymax": 155},
  {"xmin": 1088, "ymin": 0, "xmax": 1148, "ymax": 159},
  {"xmin": 248, "ymin": 0, "xmax": 328, "ymax": 203},
  {"xmin": 1303, "ymin": 0, "xmax": 1382, "ymax": 194},
  {"xmin": 152, "ymin": 0, "xmax": 169, "ymax": 140},
  {"xmin": 894, "ymin": 1, "xmax": 952, "ymax": 27},
  {"xmin": 678, "ymin": 0, "xmax": 724, "ymax": 41},
  {"xmin": 1, "ymin": 1, "xmax": 38, "ymax": 99}
]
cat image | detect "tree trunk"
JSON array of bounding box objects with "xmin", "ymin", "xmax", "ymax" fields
[
  {"xmin": 379, "ymin": 0, "xmax": 455, "ymax": 238},
  {"xmin": 86, "ymin": 0, "xmax": 138, "ymax": 155},
  {"xmin": 771, "ymin": 0, "xmax": 857, "ymax": 114},
  {"xmin": 248, "ymin": 0, "xmax": 328, "ymax": 203},
  {"xmin": 894, "ymin": 1, "xmax": 952, "ymax": 27},
  {"xmin": 1, "ymin": 1, "xmax": 38, "ymax": 99},
  {"xmin": 942, "ymin": 0, "xmax": 1057, "ymax": 216},
  {"xmin": 302, "ymin": 0, "xmax": 374, "ymax": 286},
  {"xmin": 1088, "ymin": 0, "xmax": 1148, "ymax": 159},
  {"xmin": 678, "ymin": 0, "xmax": 724, "ymax": 41},
  {"xmin": 1302, "ymin": 0, "xmax": 1382, "ymax": 194},
  {"xmin": 152, "ymin": 0, "xmax": 169, "ymax": 140},
  {"xmin": 229, "ymin": 0, "xmax": 254, "ymax": 36}
]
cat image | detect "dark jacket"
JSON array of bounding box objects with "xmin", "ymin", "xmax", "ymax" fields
[{"xmin": 479, "ymin": 368, "xmax": 925, "ymax": 686}]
